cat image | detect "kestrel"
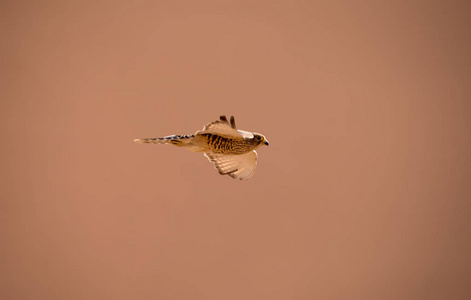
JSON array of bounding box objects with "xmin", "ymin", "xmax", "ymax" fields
[{"xmin": 134, "ymin": 115, "xmax": 269, "ymax": 180}]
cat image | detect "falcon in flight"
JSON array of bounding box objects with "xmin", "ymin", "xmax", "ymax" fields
[{"xmin": 134, "ymin": 115, "xmax": 269, "ymax": 180}]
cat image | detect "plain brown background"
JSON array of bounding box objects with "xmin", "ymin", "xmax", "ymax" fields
[{"xmin": 1, "ymin": 1, "xmax": 470, "ymax": 299}]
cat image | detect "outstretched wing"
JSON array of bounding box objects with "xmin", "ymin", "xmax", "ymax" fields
[
  {"xmin": 196, "ymin": 115, "xmax": 243, "ymax": 138},
  {"xmin": 204, "ymin": 151, "xmax": 258, "ymax": 180}
]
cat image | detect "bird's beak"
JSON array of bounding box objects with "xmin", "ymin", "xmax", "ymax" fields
[{"xmin": 264, "ymin": 140, "xmax": 269, "ymax": 146}]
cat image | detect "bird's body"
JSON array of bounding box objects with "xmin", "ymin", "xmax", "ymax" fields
[
  {"xmin": 134, "ymin": 115, "xmax": 269, "ymax": 180},
  {"xmin": 200, "ymin": 133, "xmax": 255, "ymax": 154}
]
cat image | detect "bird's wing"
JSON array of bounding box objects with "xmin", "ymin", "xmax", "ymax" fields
[
  {"xmin": 204, "ymin": 151, "xmax": 258, "ymax": 180},
  {"xmin": 196, "ymin": 115, "xmax": 243, "ymax": 138},
  {"xmin": 237, "ymin": 130, "xmax": 254, "ymax": 139}
]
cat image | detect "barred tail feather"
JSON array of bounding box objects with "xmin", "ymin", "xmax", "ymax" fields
[
  {"xmin": 134, "ymin": 138, "xmax": 169, "ymax": 144},
  {"xmin": 134, "ymin": 134, "xmax": 195, "ymax": 146}
]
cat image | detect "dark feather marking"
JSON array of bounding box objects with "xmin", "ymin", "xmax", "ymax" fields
[
  {"xmin": 170, "ymin": 140, "xmax": 182, "ymax": 145},
  {"xmin": 230, "ymin": 116, "xmax": 236, "ymax": 129}
]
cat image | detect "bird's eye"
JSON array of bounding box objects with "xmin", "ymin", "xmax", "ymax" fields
[{"xmin": 256, "ymin": 135, "xmax": 261, "ymax": 140}]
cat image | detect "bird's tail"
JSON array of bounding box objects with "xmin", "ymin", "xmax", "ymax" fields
[{"xmin": 134, "ymin": 134, "xmax": 195, "ymax": 147}]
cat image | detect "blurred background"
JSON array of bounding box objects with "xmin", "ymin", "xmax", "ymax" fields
[{"xmin": 1, "ymin": 1, "xmax": 470, "ymax": 299}]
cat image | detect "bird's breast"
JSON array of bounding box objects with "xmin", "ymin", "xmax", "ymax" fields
[{"xmin": 201, "ymin": 133, "xmax": 251, "ymax": 154}]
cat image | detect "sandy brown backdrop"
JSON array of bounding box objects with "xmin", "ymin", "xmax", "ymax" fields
[{"xmin": 1, "ymin": 1, "xmax": 470, "ymax": 299}]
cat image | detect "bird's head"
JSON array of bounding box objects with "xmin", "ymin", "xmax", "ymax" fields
[{"xmin": 253, "ymin": 133, "xmax": 269, "ymax": 147}]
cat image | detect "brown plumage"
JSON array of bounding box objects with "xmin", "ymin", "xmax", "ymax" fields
[{"xmin": 134, "ymin": 115, "xmax": 269, "ymax": 180}]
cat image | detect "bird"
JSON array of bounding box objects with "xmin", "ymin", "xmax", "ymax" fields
[{"xmin": 134, "ymin": 115, "xmax": 269, "ymax": 180}]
